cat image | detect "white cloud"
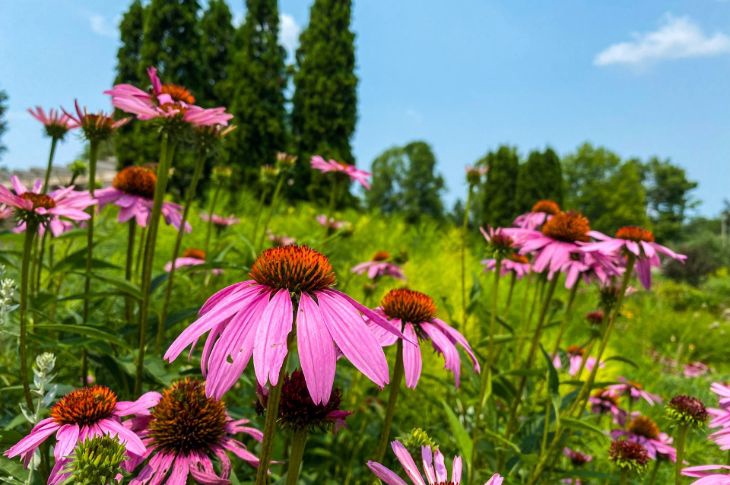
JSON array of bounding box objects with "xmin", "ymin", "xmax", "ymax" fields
[
  {"xmin": 279, "ymin": 13, "xmax": 301, "ymax": 58},
  {"xmin": 88, "ymin": 13, "xmax": 117, "ymax": 39},
  {"xmin": 594, "ymin": 15, "xmax": 730, "ymax": 67}
]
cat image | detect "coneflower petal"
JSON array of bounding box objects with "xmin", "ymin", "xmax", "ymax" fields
[{"xmin": 297, "ymin": 292, "xmax": 337, "ymax": 405}]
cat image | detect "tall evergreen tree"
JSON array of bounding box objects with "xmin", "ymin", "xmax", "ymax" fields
[
  {"xmin": 226, "ymin": 0, "xmax": 288, "ymax": 187},
  {"xmin": 515, "ymin": 147, "xmax": 563, "ymax": 212},
  {"xmin": 0, "ymin": 89, "xmax": 7, "ymax": 160},
  {"xmin": 292, "ymin": 0, "xmax": 357, "ymax": 201},
  {"xmin": 475, "ymin": 145, "xmax": 520, "ymax": 227},
  {"xmin": 198, "ymin": 0, "xmax": 235, "ymax": 107},
  {"xmin": 113, "ymin": 0, "xmax": 147, "ymax": 167},
  {"xmin": 643, "ymin": 157, "xmax": 698, "ymax": 241}
]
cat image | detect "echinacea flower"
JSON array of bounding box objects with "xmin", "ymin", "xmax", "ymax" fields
[
  {"xmin": 685, "ymin": 361, "xmax": 710, "ymax": 378},
  {"xmin": 367, "ymin": 440, "xmax": 503, "ymax": 485},
  {"xmin": 366, "ymin": 288, "xmax": 480, "ymax": 388},
  {"xmin": 311, "ymin": 155, "xmax": 371, "ymax": 189},
  {"xmin": 590, "ymin": 388, "xmax": 627, "ymax": 425},
  {"xmin": 125, "ymin": 379, "xmax": 261, "ymax": 484},
  {"xmin": 666, "ymin": 395, "xmax": 708, "ymax": 428},
  {"xmin": 607, "ymin": 377, "xmax": 662, "ymax": 406},
  {"xmin": 164, "ymin": 248, "xmax": 221, "ymax": 275},
  {"xmin": 465, "ymin": 165, "xmax": 488, "ymax": 185},
  {"xmin": 482, "ymin": 252, "xmax": 531, "ymax": 279},
  {"xmin": 63, "ymin": 100, "xmax": 130, "ymax": 143},
  {"xmin": 709, "ymin": 383, "xmax": 730, "ymax": 450},
  {"xmin": 0, "ymin": 176, "xmax": 96, "ymax": 235},
  {"xmin": 267, "ymin": 231, "xmax": 296, "ymax": 247},
  {"xmin": 513, "ymin": 199, "xmax": 561, "ymax": 230},
  {"xmin": 28, "ymin": 106, "xmax": 77, "ymax": 139},
  {"xmin": 553, "ymin": 345, "xmax": 601, "ymax": 376},
  {"xmin": 165, "ymin": 245, "xmax": 402, "ymax": 404},
  {"xmin": 352, "ymin": 251, "xmax": 405, "ymax": 280},
  {"xmin": 4, "ymin": 386, "xmax": 156, "ymax": 481},
  {"xmin": 200, "ymin": 212, "xmax": 239, "ymax": 228},
  {"xmin": 611, "ymin": 415, "xmax": 676, "ymax": 461},
  {"xmin": 682, "ymin": 464, "xmax": 730, "ymax": 484},
  {"xmin": 316, "ymin": 214, "xmax": 351, "ymax": 234},
  {"xmin": 95, "ymin": 166, "xmax": 191, "ymax": 232},
  {"xmin": 581, "ymin": 226, "xmax": 686, "ymax": 289},
  {"xmin": 563, "ymin": 447, "xmax": 592, "ymax": 466},
  {"xmin": 49, "ymin": 435, "xmax": 126, "ymax": 485},
  {"xmin": 105, "ymin": 67, "xmax": 233, "ymax": 127},
  {"xmin": 609, "ymin": 439, "xmax": 649, "ymax": 474}
]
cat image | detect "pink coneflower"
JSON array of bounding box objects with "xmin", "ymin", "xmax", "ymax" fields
[
  {"xmin": 682, "ymin": 465, "xmax": 730, "ymax": 484},
  {"xmin": 607, "ymin": 377, "xmax": 662, "ymax": 405},
  {"xmin": 311, "ymin": 155, "xmax": 371, "ymax": 189},
  {"xmin": 125, "ymin": 379, "xmax": 260, "ymax": 483},
  {"xmin": 352, "ymin": 251, "xmax": 405, "ymax": 280},
  {"xmin": 366, "ymin": 289, "xmax": 479, "ymax": 388},
  {"xmin": 95, "ymin": 166, "xmax": 191, "ymax": 232},
  {"xmin": 63, "ymin": 100, "xmax": 130, "ymax": 142},
  {"xmin": 513, "ymin": 199, "xmax": 561, "ymax": 230},
  {"xmin": 4, "ymin": 386, "xmax": 156, "ymax": 479},
  {"xmin": 164, "ymin": 248, "xmax": 222, "ymax": 275},
  {"xmin": 611, "ymin": 415, "xmax": 676, "ymax": 461},
  {"xmin": 367, "ymin": 440, "xmax": 503, "ymax": 485},
  {"xmin": 0, "ymin": 204, "xmax": 13, "ymax": 220},
  {"xmin": 553, "ymin": 345, "xmax": 601, "ymax": 376},
  {"xmin": 317, "ymin": 214, "xmax": 349, "ymax": 233},
  {"xmin": 0, "ymin": 176, "xmax": 95, "ymax": 236},
  {"xmin": 267, "ymin": 231, "xmax": 296, "ymax": 247},
  {"xmin": 482, "ymin": 253, "xmax": 531, "ymax": 279},
  {"xmin": 200, "ymin": 212, "xmax": 239, "ymax": 228},
  {"xmin": 581, "ymin": 226, "xmax": 686, "ymax": 289},
  {"xmin": 28, "ymin": 107, "xmax": 77, "ymax": 139},
  {"xmin": 709, "ymin": 383, "xmax": 730, "ymax": 450},
  {"xmin": 560, "ymin": 250, "xmax": 624, "ymax": 289},
  {"xmin": 165, "ymin": 245, "xmax": 402, "ymax": 404},
  {"xmin": 684, "ymin": 361, "xmax": 710, "ymax": 378},
  {"xmin": 590, "ymin": 388, "xmax": 627, "ymax": 425},
  {"xmin": 105, "ymin": 67, "xmax": 233, "ymax": 127},
  {"xmin": 563, "ymin": 447, "xmax": 592, "ymax": 466}
]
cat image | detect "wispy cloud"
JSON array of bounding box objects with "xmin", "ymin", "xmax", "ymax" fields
[
  {"xmin": 88, "ymin": 13, "xmax": 117, "ymax": 39},
  {"xmin": 279, "ymin": 13, "xmax": 301, "ymax": 59},
  {"xmin": 594, "ymin": 15, "xmax": 730, "ymax": 67}
]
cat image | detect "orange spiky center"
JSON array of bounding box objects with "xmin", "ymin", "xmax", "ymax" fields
[
  {"xmin": 372, "ymin": 251, "xmax": 390, "ymax": 262},
  {"xmin": 532, "ymin": 200, "xmax": 560, "ymax": 215},
  {"xmin": 183, "ymin": 248, "xmax": 206, "ymax": 260},
  {"xmin": 507, "ymin": 253, "xmax": 529, "ymax": 264},
  {"xmin": 615, "ymin": 226, "xmax": 655, "ymax": 243},
  {"xmin": 21, "ymin": 192, "xmax": 56, "ymax": 210},
  {"xmin": 112, "ymin": 166, "xmax": 157, "ymax": 199},
  {"xmin": 566, "ymin": 345, "xmax": 584, "ymax": 356},
  {"xmin": 161, "ymin": 84, "xmax": 195, "ymax": 105},
  {"xmin": 490, "ymin": 232, "xmax": 515, "ymax": 250},
  {"xmin": 250, "ymin": 245, "xmax": 336, "ymax": 293},
  {"xmin": 381, "ymin": 288, "xmax": 437, "ymax": 324},
  {"xmin": 542, "ymin": 211, "xmax": 591, "ymax": 243},
  {"xmin": 629, "ymin": 416, "xmax": 660, "ymax": 440},
  {"xmin": 149, "ymin": 378, "xmax": 227, "ymax": 454},
  {"xmin": 50, "ymin": 386, "xmax": 117, "ymax": 426},
  {"xmin": 592, "ymin": 389, "xmax": 619, "ymax": 406},
  {"xmin": 609, "ymin": 440, "xmax": 649, "ymax": 466}
]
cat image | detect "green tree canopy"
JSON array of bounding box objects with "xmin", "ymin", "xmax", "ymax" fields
[
  {"xmin": 198, "ymin": 0, "xmax": 235, "ymax": 107},
  {"xmin": 515, "ymin": 147, "xmax": 563, "ymax": 212},
  {"xmin": 643, "ymin": 157, "xmax": 698, "ymax": 241},
  {"xmin": 474, "ymin": 145, "xmax": 520, "ymax": 227}
]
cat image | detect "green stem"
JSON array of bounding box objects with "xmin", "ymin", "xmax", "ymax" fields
[
  {"xmin": 619, "ymin": 469, "xmax": 628, "ymax": 485},
  {"xmin": 135, "ymin": 226, "xmax": 146, "ymax": 281},
  {"xmin": 34, "ymin": 231, "xmax": 48, "ymax": 293},
  {"xmin": 286, "ymin": 428, "xmax": 309, "ymax": 485},
  {"xmin": 82, "ymin": 140, "xmax": 99, "ymax": 324},
  {"xmin": 125, "ymin": 221, "xmax": 136, "ymax": 327},
  {"xmin": 373, "ymin": 339, "xmax": 404, "ymax": 463},
  {"xmin": 551, "ymin": 281, "xmax": 580, "ymax": 356},
  {"xmin": 41, "ymin": 137, "xmax": 59, "ymax": 194},
  {"xmin": 648, "ymin": 457, "xmax": 661, "ymax": 485},
  {"xmin": 258, "ymin": 174, "xmax": 285, "ymax": 251},
  {"xmin": 19, "ymin": 222, "xmax": 36, "ymax": 410},
  {"xmin": 675, "ymin": 425, "xmax": 688, "ymax": 485},
  {"xmin": 204, "ymin": 182, "xmax": 222, "ymax": 255},
  {"xmin": 135, "ymin": 133, "xmax": 175, "ymax": 395},
  {"xmin": 460, "ymin": 186, "xmax": 473, "ymax": 328},
  {"xmin": 504, "ymin": 271, "xmax": 516, "ymax": 314},
  {"xmin": 251, "ymin": 187, "xmax": 269, "ymax": 244},
  {"xmin": 157, "ymin": 154, "xmax": 205, "ymax": 352}
]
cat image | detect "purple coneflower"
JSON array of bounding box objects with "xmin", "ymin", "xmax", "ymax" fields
[
  {"xmin": 200, "ymin": 212, "xmax": 239, "ymax": 228},
  {"xmin": 684, "ymin": 361, "xmax": 710, "ymax": 378},
  {"xmin": 553, "ymin": 345, "xmax": 601, "ymax": 376},
  {"xmin": 581, "ymin": 226, "xmax": 686, "ymax": 289},
  {"xmin": 316, "ymin": 214, "xmax": 348, "ymax": 232},
  {"xmin": 352, "ymin": 251, "xmax": 405, "ymax": 280},
  {"xmin": 367, "ymin": 288, "xmax": 480, "ymax": 388},
  {"xmin": 165, "ymin": 245, "xmax": 401, "ymax": 404},
  {"xmin": 609, "ymin": 439, "xmax": 650, "ymax": 473},
  {"xmin": 125, "ymin": 379, "xmax": 260, "ymax": 484},
  {"xmin": 4, "ymin": 386, "xmax": 156, "ymax": 478},
  {"xmin": 105, "ymin": 67, "xmax": 233, "ymax": 127},
  {"xmin": 607, "ymin": 377, "xmax": 662, "ymax": 405},
  {"xmin": 28, "ymin": 106, "xmax": 77, "ymax": 138},
  {"xmin": 513, "ymin": 199, "xmax": 561, "ymax": 230},
  {"xmin": 311, "ymin": 155, "xmax": 371, "ymax": 189},
  {"xmin": 682, "ymin": 464, "xmax": 730, "ymax": 483},
  {"xmin": 367, "ymin": 440, "xmax": 503, "ymax": 485},
  {"xmin": 63, "ymin": 100, "xmax": 130, "ymax": 142},
  {"xmin": 0, "ymin": 176, "xmax": 96, "ymax": 235},
  {"xmin": 590, "ymin": 388, "xmax": 627, "ymax": 425},
  {"xmin": 164, "ymin": 248, "xmax": 221, "ymax": 275},
  {"xmin": 611, "ymin": 415, "xmax": 676, "ymax": 461},
  {"xmin": 95, "ymin": 166, "xmax": 191, "ymax": 232},
  {"xmin": 267, "ymin": 231, "xmax": 296, "ymax": 247},
  {"xmin": 563, "ymin": 447, "xmax": 592, "ymax": 466},
  {"xmin": 482, "ymin": 252, "xmax": 531, "ymax": 279}
]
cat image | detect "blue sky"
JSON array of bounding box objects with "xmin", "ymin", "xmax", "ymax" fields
[{"xmin": 1, "ymin": 1, "xmax": 729, "ymax": 215}]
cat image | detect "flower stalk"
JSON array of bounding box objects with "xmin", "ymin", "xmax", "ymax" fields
[
  {"xmin": 204, "ymin": 180, "xmax": 222, "ymax": 255},
  {"xmin": 41, "ymin": 137, "xmax": 59, "ymax": 194},
  {"xmin": 19, "ymin": 221, "xmax": 37, "ymax": 410},
  {"xmin": 286, "ymin": 428, "xmax": 308, "ymax": 485},
  {"xmin": 460, "ymin": 185, "xmax": 473, "ymax": 328},
  {"xmin": 674, "ymin": 424, "xmax": 688, "ymax": 485},
  {"xmin": 124, "ymin": 221, "xmax": 136, "ymax": 326},
  {"xmin": 373, "ymin": 339, "xmax": 404, "ymax": 463}
]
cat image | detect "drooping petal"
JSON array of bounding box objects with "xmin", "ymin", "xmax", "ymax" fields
[
  {"xmin": 253, "ymin": 289, "xmax": 293, "ymax": 387},
  {"xmin": 367, "ymin": 461, "xmax": 409, "ymax": 485},
  {"xmin": 402, "ymin": 324, "xmax": 423, "ymax": 389},
  {"xmin": 296, "ymin": 292, "xmax": 337, "ymax": 404},
  {"xmin": 390, "ymin": 441, "xmax": 426, "ymax": 485}
]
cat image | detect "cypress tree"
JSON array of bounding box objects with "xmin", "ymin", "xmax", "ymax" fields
[
  {"xmin": 292, "ymin": 0, "xmax": 357, "ymax": 201},
  {"xmin": 226, "ymin": 0, "xmax": 288, "ymax": 187},
  {"xmin": 198, "ymin": 0, "xmax": 235, "ymax": 107},
  {"xmin": 475, "ymin": 145, "xmax": 520, "ymax": 227},
  {"xmin": 515, "ymin": 147, "xmax": 563, "ymax": 212}
]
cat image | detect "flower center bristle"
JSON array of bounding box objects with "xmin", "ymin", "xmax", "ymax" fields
[
  {"xmin": 50, "ymin": 385, "xmax": 117, "ymax": 426},
  {"xmin": 381, "ymin": 288, "xmax": 437, "ymax": 324},
  {"xmin": 490, "ymin": 233, "xmax": 514, "ymax": 251},
  {"xmin": 372, "ymin": 251, "xmax": 390, "ymax": 262},
  {"xmin": 160, "ymin": 84, "xmax": 195, "ymax": 104},
  {"xmin": 566, "ymin": 345, "xmax": 584, "ymax": 356},
  {"xmin": 265, "ymin": 370, "xmax": 345, "ymax": 430},
  {"xmin": 507, "ymin": 253, "xmax": 529, "ymax": 264},
  {"xmin": 149, "ymin": 378, "xmax": 227, "ymax": 454},
  {"xmin": 668, "ymin": 395, "xmax": 708, "ymax": 423},
  {"xmin": 541, "ymin": 211, "xmax": 591, "ymax": 243},
  {"xmin": 20, "ymin": 192, "xmax": 56, "ymax": 210},
  {"xmin": 183, "ymin": 248, "xmax": 206, "ymax": 260},
  {"xmin": 250, "ymin": 245, "xmax": 336, "ymax": 293},
  {"xmin": 628, "ymin": 416, "xmax": 660, "ymax": 439},
  {"xmin": 532, "ymin": 200, "xmax": 560, "ymax": 215},
  {"xmin": 616, "ymin": 226, "xmax": 655, "ymax": 243},
  {"xmin": 609, "ymin": 440, "xmax": 649, "ymax": 466},
  {"xmin": 112, "ymin": 166, "xmax": 157, "ymax": 199}
]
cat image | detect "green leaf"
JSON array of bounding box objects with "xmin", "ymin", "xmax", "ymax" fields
[
  {"xmin": 480, "ymin": 427, "xmax": 521, "ymax": 453},
  {"xmin": 34, "ymin": 324, "xmax": 130, "ymax": 349},
  {"xmin": 561, "ymin": 417, "xmax": 609, "ymax": 440},
  {"xmin": 73, "ymin": 272, "xmax": 141, "ymax": 300},
  {"xmin": 440, "ymin": 400, "xmax": 473, "ymax": 463},
  {"xmin": 540, "ymin": 345, "xmax": 561, "ymax": 425},
  {"xmin": 603, "ymin": 355, "xmax": 639, "ymax": 369}
]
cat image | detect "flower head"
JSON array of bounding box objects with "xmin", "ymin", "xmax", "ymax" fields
[
  {"xmin": 563, "ymin": 447, "xmax": 592, "ymax": 467},
  {"xmin": 316, "ymin": 214, "xmax": 350, "ymax": 234},
  {"xmin": 607, "ymin": 377, "xmax": 662, "ymax": 406},
  {"xmin": 164, "ymin": 248, "xmax": 221, "ymax": 275},
  {"xmin": 585, "ymin": 310, "xmax": 604, "ymax": 325},
  {"xmin": 311, "ymin": 155, "xmax": 371, "ymax": 189},
  {"xmin": 352, "ymin": 251, "xmax": 405, "ymax": 280},
  {"xmin": 165, "ymin": 245, "xmax": 403, "ymax": 404},
  {"xmin": 366, "ymin": 288, "xmax": 480, "ymax": 388},
  {"xmin": 465, "ymin": 165, "xmax": 488, "ymax": 185},
  {"xmin": 480, "ymin": 226, "xmax": 516, "ymax": 259},
  {"xmin": 684, "ymin": 361, "xmax": 710, "ymax": 378},
  {"xmin": 268, "ymin": 231, "xmax": 296, "ymax": 247},
  {"xmin": 28, "ymin": 106, "xmax": 77, "ymax": 139},
  {"xmin": 553, "ymin": 345, "xmax": 602, "ymax": 376},
  {"xmin": 513, "ymin": 199, "xmax": 560, "ymax": 230},
  {"xmin": 200, "ymin": 212, "xmax": 239, "ymax": 228},
  {"xmin": 590, "ymin": 388, "xmax": 627, "ymax": 425},
  {"xmin": 64, "ymin": 100, "xmax": 129, "ymax": 142},
  {"xmin": 609, "ymin": 439, "xmax": 649, "ymax": 474},
  {"xmin": 367, "ymin": 440, "xmax": 503, "ymax": 485},
  {"xmin": 52, "ymin": 435, "xmax": 126, "ymax": 485},
  {"xmin": 612, "ymin": 415, "xmax": 676, "ymax": 462},
  {"xmin": 482, "ymin": 252, "xmax": 531, "ymax": 279},
  {"xmin": 667, "ymin": 395, "xmax": 708, "ymax": 428},
  {"xmin": 125, "ymin": 379, "xmax": 261, "ymax": 483}
]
